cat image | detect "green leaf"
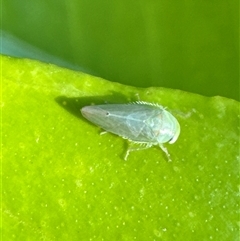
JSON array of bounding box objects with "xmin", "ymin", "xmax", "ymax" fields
[
  {"xmin": 2, "ymin": 1, "xmax": 239, "ymax": 100},
  {"xmin": 2, "ymin": 55, "xmax": 239, "ymax": 240}
]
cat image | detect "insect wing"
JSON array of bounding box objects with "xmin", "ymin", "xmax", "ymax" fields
[
  {"xmin": 81, "ymin": 103, "xmax": 165, "ymax": 143},
  {"xmin": 125, "ymin": 108, "xmax": 163, "ymax": 140}
]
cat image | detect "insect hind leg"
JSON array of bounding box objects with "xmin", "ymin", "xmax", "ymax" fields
[{"xmin": 124, "ymin": 142, "xmax": 152, "ymax": 160}]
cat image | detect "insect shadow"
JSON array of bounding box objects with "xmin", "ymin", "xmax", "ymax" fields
[
  {"xmin": 55, "ymin": 92, "xmax": 135, "ymax": 123},
  {"xmin": 55, "ymin": 93, "xmax": 135, "ymax": 158}
]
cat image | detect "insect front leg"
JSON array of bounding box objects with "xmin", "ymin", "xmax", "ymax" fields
[{"xmin": 159, "ymin": 144, "xmax": 172, "ymax": 162}]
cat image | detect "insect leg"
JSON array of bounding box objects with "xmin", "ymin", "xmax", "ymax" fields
[
  {"xmin": 100, "ymin": 131, "xmax": 108, "ymax": 135},
  {"xmin": 124, "ymin": 143, "xmax": 152, "ymax": 161},
  {"xmin": 159, "ymin": 144, "xmax": 172, "ymax": 162}
]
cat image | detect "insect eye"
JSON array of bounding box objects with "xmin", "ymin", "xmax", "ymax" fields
[{"xmin": 105, "ymin": 112, "xmax": 110, "ymax": 116}]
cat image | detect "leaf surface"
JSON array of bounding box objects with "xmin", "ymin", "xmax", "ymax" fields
[{"xmin": 2, "ymin": 55, "xmax": 239, "ymax": 240}]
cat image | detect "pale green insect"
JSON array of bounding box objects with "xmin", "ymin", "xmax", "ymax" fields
[{"xmin": 81, "ymin": 101, "xmax": 180, "ymax": 161}]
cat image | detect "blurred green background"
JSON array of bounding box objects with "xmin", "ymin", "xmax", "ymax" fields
[{"xmin": 1, "ymin": 0, "xmax": 239, "ymax": 100}]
